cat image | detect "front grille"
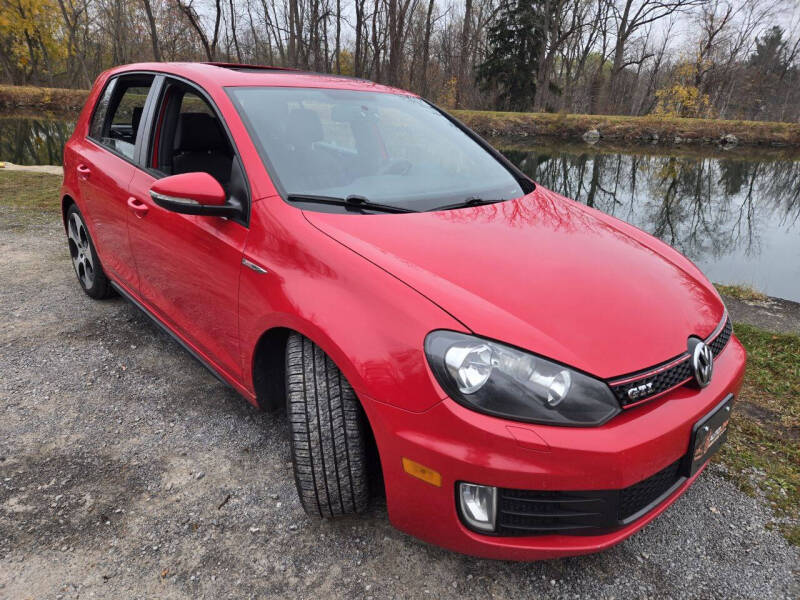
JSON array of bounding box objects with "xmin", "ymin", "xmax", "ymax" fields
[
  {"xmin": 708, "ymin": 318, "xmax": 733, "ymax": 355},
  {"xmin": 492, "ymin": 459, "xmax": 684, "ymax": 537},
  {"xmin": 609, "ymin": 316, "xmax": 732, "ymax": 407}
]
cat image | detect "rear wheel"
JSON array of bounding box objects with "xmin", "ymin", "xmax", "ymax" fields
[
  {"xmin": 66, "ymin": 205, "xmax": 113, "ymax": 299},
  {"xmin": 286, "ymin": 333, "xmax": 369, "ymax": 517}
]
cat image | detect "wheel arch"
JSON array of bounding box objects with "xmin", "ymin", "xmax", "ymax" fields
[
  {"xmin": 61, "ymin": 193, "xmax": 76, "ymax": 231},
  {"xmin": 247, "ymin": 314, "xmax": 371, "ymax": 410},
  {"xmin": 249, "ymin": 321, "xmax": 385, "ymax": 494}
]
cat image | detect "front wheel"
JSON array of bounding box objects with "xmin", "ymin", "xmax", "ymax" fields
[
  {"xmin": 286, "ymin": 333, "xmax": 370, "ymax": 517},
  {"xmin": 66, "ymin": 204, "xmax": 113, "ymax": 299}
]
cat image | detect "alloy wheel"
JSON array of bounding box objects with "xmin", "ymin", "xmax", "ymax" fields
[{"xmin": 67, "ymin": 212, "xmax": 95, "ymax": 288}]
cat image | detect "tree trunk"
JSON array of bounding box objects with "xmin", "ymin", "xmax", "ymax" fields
[
  {"xmin": 355, "ymin": 0, "xmax": 365, "ymax": 76},
  {"xmin": 288, "ymin": 0, "xmax": 298, "ymax": 66},
  {"xmin": 420, "ymin": 0, "xmax": 434, "ymax": 97},
  {"xmin": 335, "ymin": 0, "xmax": 342, "ymax": 73},
  {"xmin": 141, "ymin": 0, "xmax": 162, "ymax": 61},
  {"xmin": 228, "ymin": 0, "xmax": 243, "ymax": 62},
  {"xmin": 455, "ymin": 0, "xmax": 473, "ymax": 108}
]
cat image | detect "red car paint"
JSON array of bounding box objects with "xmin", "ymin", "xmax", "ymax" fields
[
  {"xmin": 62, "ymin": 62, "xmax": 746, "ymax": 560},
  {"xmin": 150, "ymin": 172, "xmax": 227, "ymax": 205}
]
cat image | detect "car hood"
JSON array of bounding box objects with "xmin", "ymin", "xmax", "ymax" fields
[{"xmin": 303, "ymin": 186, "xmax": 725, "ymax": 378}]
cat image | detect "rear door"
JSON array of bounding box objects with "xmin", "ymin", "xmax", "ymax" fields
[
  {"xmin": 126, "ymin": 79, "xmax": 249, "ymax": 379},
  {"xmin": 76, "ymin": 75, "xmax": 157, "ymax": 289}
]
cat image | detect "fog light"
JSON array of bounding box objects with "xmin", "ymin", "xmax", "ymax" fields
[{"xmin": 458, "ymin": 482, "xmax": 497, "ymax": 532}]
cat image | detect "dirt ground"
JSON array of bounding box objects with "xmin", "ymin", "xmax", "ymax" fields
[{"xmin": 1, "ymin": 209, "xmax": 798, "ymax": 599}]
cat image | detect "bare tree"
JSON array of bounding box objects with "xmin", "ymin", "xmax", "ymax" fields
[
  {"xmin": 604, "ymin": 0, "xmax": 704, "ymax": 111},
  {"xmin": 176, "ymin": 0, "xmax": 222, "ymax": 61}
]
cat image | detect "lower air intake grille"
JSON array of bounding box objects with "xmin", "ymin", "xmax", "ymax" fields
[
  {"xmin": 492, "ymin": 459, "xmax": 684, "ymax": 537},
  {"xmin": 617, "ymin": 459, "xmax": 683, "ymax": 521}
]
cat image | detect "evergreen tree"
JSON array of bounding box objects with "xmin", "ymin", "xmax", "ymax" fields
[
  {"xmin": 748, "ymin": 26, "xmax": 789, "ymax": 76},
  {"xmin": 475, "ymin": 0, "xmax": 547, "ymax": 112}
]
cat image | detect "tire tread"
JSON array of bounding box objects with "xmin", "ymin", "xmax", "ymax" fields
[{"xmin": 286, "ymin": 333, "xmax": 369, "ymax": 517}]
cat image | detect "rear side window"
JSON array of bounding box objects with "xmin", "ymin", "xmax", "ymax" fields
[{"xmin": 88, "ymin": 75, "xmax": 155, "ymax": 161}]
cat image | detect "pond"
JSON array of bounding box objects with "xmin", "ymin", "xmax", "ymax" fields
[{"xmin": 2, "ymin": 114, "xmax": 799, "ymax": 301}]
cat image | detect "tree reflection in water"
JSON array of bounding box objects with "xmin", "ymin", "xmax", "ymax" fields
[
  {"xmin": 0, "ymin": 117, "xmax": 74, "ymax": 167},
  {"xmin": 506, "ymin": 145, "xmax": 800, "ymax": 301}
]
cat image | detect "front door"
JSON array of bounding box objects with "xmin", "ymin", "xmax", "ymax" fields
[{"xmin": 126, "ymin": 81, "xmax": 248, "ymax": 379}]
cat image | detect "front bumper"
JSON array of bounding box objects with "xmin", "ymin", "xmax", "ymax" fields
[{"xmin": 360, "ymin": 335, "xmax": 746, "ymax": 560}]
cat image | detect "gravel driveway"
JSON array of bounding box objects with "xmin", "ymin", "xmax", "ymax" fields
[{"xmin": 1, "ymin": 209, "xmax": 798, "ymax": 599}]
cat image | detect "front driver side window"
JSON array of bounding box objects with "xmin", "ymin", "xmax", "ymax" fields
[{"xmin": 150, "ymin": 85, "xmax": 234, "ymax": 188}]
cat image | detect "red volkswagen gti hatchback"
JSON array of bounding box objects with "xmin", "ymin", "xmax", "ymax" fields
[{"xmin": 61, "ymin": 62, "xmax": 746, "ymax": 560}]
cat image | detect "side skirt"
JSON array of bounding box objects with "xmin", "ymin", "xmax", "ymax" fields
[{"xmin": 110, "ymin": 281, "xmax": 234, "ymax": 391}]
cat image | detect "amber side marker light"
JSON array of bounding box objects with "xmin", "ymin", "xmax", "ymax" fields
[{"xmin": 402, "ymin": 457, "xmax": 442, "ymax": 487}]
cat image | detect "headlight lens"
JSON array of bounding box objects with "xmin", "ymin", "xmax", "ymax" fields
[{"xmin": 425, "ymin": 331, "xmax": 620, "ymax": 426}]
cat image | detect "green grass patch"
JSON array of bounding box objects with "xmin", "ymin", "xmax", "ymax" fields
[
  {"xmin": 715, "ymin": 284, "xmax": 769, "ymax": 302},
  {"xmin": 718, "ymin": 323, "xmax": 800, "ymax": 544},
  {"xmin": 0, "ymin": 170, "xmax": 62, "ymax": 228}
]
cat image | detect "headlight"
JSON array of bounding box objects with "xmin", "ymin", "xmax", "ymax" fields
[{"xmin": 425, "ymin": 331, "xmax": 620, "ymax": 426}]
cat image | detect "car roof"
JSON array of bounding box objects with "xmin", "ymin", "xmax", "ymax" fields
[{"xmin": 106, "ymin": 62, "xmax": 417, "ymax": 97}]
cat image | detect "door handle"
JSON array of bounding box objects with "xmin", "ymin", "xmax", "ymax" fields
[
  {"xmin": 127, "ymin": 196, "xmax": 149, "ymax": 218},
  {"xmin": 77, "ymin": 164, "xmax": 91, "ymax": 180}
]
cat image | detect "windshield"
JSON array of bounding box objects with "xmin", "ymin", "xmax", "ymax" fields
[{"xmin": 227, "ymin": 87, "xmax": 526, "ymax": 212}]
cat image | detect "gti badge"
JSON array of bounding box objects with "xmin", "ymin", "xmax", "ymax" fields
[
  {"xmin": 691, "ymin": 341, "xmax": 714, "ymax": 387},
  {"xmin": 627, "ymin": 381, "xmax": 654, "ymax": 401}
]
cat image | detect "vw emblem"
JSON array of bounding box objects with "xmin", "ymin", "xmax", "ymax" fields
[{"xmin": 691, "ymin": 341, "xmax": 714, "ymax": 387}]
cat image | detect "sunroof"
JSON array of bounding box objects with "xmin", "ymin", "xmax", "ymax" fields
[
  {"xmin": 204, "ymin": 62, "xmax": 369, "ymax": 82},
  {"xmin": 204, "ymin": 62, "xmax": 296, "ymax": 72}
]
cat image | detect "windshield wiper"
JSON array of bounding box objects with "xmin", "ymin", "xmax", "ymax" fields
[
  {"xmin": 427, "ymin": 197, "xmax": 505, "ymax": 212},
  {"xmin": 286, "ymin": 194, "xmax": 417, "ymax": 214}
]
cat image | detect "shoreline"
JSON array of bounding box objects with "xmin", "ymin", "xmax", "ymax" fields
[{"xmin": 454, "ymin": 109, "xmax": 800, "ymax": 149}]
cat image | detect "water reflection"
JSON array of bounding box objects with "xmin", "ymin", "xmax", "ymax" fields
[
  {"xmin": 0, "ymin": 116, "xmax": 74, "ymax": 166},
  {"xmin": 504, "ymin": 145, "xmax": 800, "ymax": 302}
]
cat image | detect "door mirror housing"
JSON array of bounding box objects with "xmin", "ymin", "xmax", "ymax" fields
[{"xmin": 149, "ymin": 172, "xmax": 241, "ymax": 218}]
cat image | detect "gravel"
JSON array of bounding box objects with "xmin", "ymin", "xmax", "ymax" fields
[{"xmin": 1, "ymin": 215, "xmax": 798, "ymax": 599}]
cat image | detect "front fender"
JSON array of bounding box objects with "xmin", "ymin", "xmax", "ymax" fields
[{"xmin": 238, "ymin": 198, "xmax": 467, "ymax": 413}]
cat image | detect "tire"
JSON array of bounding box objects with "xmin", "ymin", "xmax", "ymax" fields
[
  {"xmin": 65, "ymin": 204, "xmax": 114, "ymax": 299},
  {"xmin": 286, "ymin": 333, "xmax": 370, "ymax": 517}
]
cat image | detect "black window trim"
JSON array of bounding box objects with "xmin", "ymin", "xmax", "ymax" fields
[{"xmin": 85, "ymin": 69, "xmax": 251, "ymax": 228}]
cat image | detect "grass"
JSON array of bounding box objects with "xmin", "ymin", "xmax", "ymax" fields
[
  {"xmin": 0, "ymin": 85, "xmax": 88, "ymax": 113},
  {"xmin": 715, "ymin": 284, "xmax": 770, "ymax": 302},
  {"xmin": 1, "ymin": 169, "xmax": 798, "ymax": 544},
  {"xmin": 717, "ymin": 323, "xmax": 800, "ymax": 545},
  {"xmin": 0, "ymin": 170, "xmax": 62, "ymax": 228}
]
